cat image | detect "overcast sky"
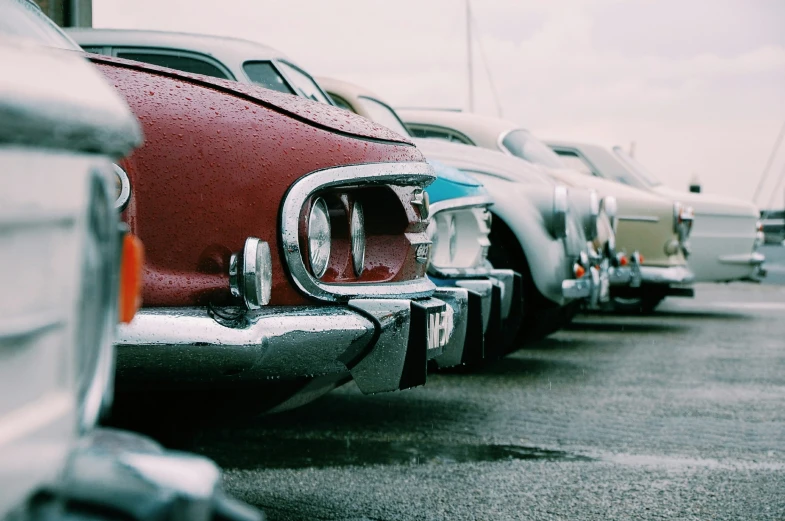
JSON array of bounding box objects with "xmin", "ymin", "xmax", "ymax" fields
[{"xmin": 94, "ymin": 0, "xmax": 785, "ymax": 205}]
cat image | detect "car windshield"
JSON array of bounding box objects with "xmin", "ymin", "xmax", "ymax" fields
[
  {"xmin": 501, "ymin": 129, "xmax": 566, "ymax": 169},
  {"xmin": 242, "ymin": 60, "xmax": 295, "ymax": 94},
  {"xmin": 612, "ymin": 146, "xmax": 662, "ymax": 187},
  {"xmin": 276, "ymin": 60, "xmax": 332, "ymax": 104},
  {"xmin": 357, "ymin": 96, "xmax": 411, "ymax": 137},
  {"xmin": 0, "ymin": 0, "xmax": 81, "ymax": 50}
]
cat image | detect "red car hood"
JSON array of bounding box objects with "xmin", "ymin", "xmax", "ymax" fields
[{"xmin": 86, "ymin": 53, "xmax": 414, "ymax": 146}]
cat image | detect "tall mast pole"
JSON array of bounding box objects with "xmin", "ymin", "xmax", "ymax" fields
[{"xmin": 466, "ymin": 0, "xmax": 474, "ymax": 112}]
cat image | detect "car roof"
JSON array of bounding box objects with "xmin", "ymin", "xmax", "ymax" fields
[
  {"xmin": 413, "ymin": 137, "xmax": 554, "ymax": 187},
  {"xmin": 317, "ymin": 76, "xmax": 380, "ymax": 101},
  {"xmin": 397, "ymin": 109, "xmax": 522, "ymax": 145},
  {"xmin": 65, "ymin": 28, "xmax": 287, "ymax": 63}
]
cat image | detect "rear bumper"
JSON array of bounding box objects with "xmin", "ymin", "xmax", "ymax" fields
[
  {"xmin": 639, "ymin": 265, "xmax": 695, "ymax": 285},
  {"xmin": 115, "ymin": 295, "xmax": 461, "ymax": 395},
  {"xmin": 718, "ymin": 252, "xmax": 765, "ymax": 266},
  {"xmin": 41, "ymin": 428, "xmax": 263, "ymax": 521},
  {"xmin": 430, "ymin": 269, "xmax": 523, "ymax": 366}
]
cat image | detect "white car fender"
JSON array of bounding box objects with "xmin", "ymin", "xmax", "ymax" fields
[{"xmin": 476, "ymin": 174, "xmax": 574, "ymax": 306}]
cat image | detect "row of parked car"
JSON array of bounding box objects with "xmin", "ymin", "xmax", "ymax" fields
[{"xmin": 0, "ymin": 0, "xmax": 767, "ymax": 518}]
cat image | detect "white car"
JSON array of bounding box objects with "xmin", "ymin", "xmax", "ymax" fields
[
  {"xmin": 318, "ymin": 77, "xmax": 635, "ymax": 341},
  {"xmin": 66, "ymin": 27, "xmax": 334, "ymax": 104},
  {"xmin": 0, "ymin": 2, "xmax": 264, "ymax": 519},
  {"xmin": 548, "ymin": 141, "xmax": 765, "ymax": 283},
  {"xmin": 399, "ymin": 109, "xmax": 695, "ymax": 312}
]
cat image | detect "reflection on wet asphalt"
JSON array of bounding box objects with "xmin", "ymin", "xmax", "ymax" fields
[
  {"xmin": 193, "ymin": 282, "xmax": 785, "ymax": 521},
  {"xmin": 203, "ymin": 438, "xmax": 592, "ymax": 470}
]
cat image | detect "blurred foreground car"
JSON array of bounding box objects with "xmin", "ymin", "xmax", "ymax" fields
[
  {"xmin": 547, "ymin": 141, "xmax": 765, "ymax": 283},
  {"xmin": 400, "ymin": 110, "xmax": 695, "ymax": 312},
  {"xmin": 85, "ymin": 54, "xmax": 464, "ymax": 425},
  {"xmin": 0, "ymin": 28, "xmax": 261, "ymax": 521}
]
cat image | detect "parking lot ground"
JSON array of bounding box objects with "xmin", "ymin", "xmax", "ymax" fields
[{"xmin": 194, "ymin": 279, "xmax": 785, "ymax": 521}]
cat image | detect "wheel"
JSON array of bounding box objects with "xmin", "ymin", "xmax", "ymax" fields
[
  {"xmin": 610, "ymin": 291, "xmax": 666, "ymax": 314},
  {"xmin": 487, "ymin": 216, "xmax": 577, "ymax": 350}
]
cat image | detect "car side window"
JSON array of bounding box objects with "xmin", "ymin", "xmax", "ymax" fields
[
  {"xmin": 553, "ymin": 150, "xmax": 596, "ymax": 176},
  {"xmin": 328, "ymin": 93, "xmax": 355, "ymax": 112},
  {"xmin": 407, "ymin": 125, "xmax": 473, "ymax": 145},
  {"xmin": 115, "ymin": 51, "xmax": 231, "ymax": 80},
  {"xmin": 242, "ymin": 61, "xmax": 294, "ymax": 94},
  {"xmin": 275, "ymin": 61, "xmax": 332, "ymax": 104},
  {"xmin": 81, "ymin": 46, "xmax": 107, "ymax": 55}
]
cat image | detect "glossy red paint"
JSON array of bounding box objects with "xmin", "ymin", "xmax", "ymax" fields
[{"xmin": 94, "ymin": 57, "xmax": 427, "ymax": 307}]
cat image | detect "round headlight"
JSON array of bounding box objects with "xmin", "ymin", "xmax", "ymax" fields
[
  {"xmin": 308, "ymin": 197, "xmax": 331, "ymax": 278},
  {"xmin": 229, "ymin": 237, "xmax": 273, "ymax": 309},
  {"xmin": 448, "ymin": 215, "xmax": 458, "ymax": 262},
  {"xmin": 112, "ymin": 163, "xmax": 131, "ymax": 212},
  {"xmin": 351, "ymin": 201, "xmax": 365, "ymax": 276}
]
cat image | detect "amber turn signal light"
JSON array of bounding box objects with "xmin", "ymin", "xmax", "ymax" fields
[
  {"xmin": 574, "ymin": 263, "xmax": 586, "ymax": 279},
  {"xmin": 619, "ymin": 255, "xmax": 628, "ymax": 266},
  {"xmin": 119, "ymin": 234, "xmax": 144, "ymax": 323}
]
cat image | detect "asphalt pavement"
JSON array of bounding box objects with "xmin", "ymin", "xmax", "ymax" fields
[{"xmin": 193, "ymin": 246, "xmax": 785, "ymax": 521}]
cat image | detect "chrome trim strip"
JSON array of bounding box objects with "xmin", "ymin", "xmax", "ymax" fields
[
  {"xmin": 718, "ymin": 252, "xmax": 766, "ymax": 266},
  {"xmin": 428, "ymin": 194, "xmax": 494, "ymax": 217},
  {"xmin": 639, "ymin": 265, "xmax": 695, "ymax": 285},
  {"xmin": 280, "ymin": 162, "xmax": 437, "ymax": 302},
  {"xmin": 115, "ymin": 306, "xmax": 376, "ymax": 384},
  {"xmin": 562, "ymin": 277, "xmax": 592, "ymax": 299},
  {"xmin": 618, "ymin": 215, "xmax": 660, "ymax": 223}
]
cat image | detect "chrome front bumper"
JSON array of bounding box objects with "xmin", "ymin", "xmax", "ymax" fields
[
  {"xmin": 41, "ymin": 428, "xmax": 263, "ymax": 521},
  {"xmin": 639, "ymin": 265, "xmax": 695, "ymax": 285},
  {"xmin": 116, "ymin": 295, "xmax": 465, "ymax": 395},
  {"xmin": 430, "ymin": 269, "xmax": 522, "ymax": 366}
]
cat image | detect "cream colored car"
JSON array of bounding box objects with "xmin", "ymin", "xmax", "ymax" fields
[
  {"xmin": 547, "ymin": 141, "xmax": 765, "ymax": 283},
  {"xmin": 399, "ymin": 109, "xmax": 695, "ymax": 311}
]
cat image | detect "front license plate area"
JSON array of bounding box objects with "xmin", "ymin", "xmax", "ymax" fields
[{"xmin": 399, "ymin": 299, "xmax": 448, "ymax": 390}]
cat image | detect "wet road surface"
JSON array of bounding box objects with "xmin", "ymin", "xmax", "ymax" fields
[{"xmin": 194, "ymin": 277, "xmax": 785, "ymax": 520}]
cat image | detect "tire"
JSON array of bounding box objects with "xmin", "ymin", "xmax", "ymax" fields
[
  {"xmin": 610, "ymin": 291, "xmax": 666, "ymax": 314},
  {"xmin": 487, "ymin": 216, "xmax": 577, "ymax": 350}
]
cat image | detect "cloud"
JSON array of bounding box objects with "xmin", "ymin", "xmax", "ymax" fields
[{"xmin": 93, "ymin": 0, "xmax": 785, "ymax": 203}]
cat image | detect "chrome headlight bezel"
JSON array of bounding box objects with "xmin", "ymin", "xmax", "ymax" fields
[
  {"xmin": 112, "ymin": 163, "xmax": 131, "ymax": 212},
  {"xmin": 427, "ymin": 195, "xmax": 494, "ymax": 278},
  {"xmin": 552, "ymin": 185, "xmax": 569, "ymax": 239}
]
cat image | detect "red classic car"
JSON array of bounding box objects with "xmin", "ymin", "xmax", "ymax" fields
[{"xmin": 89, "ymin": 54, "xmax": 471, "ymax": 422}]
